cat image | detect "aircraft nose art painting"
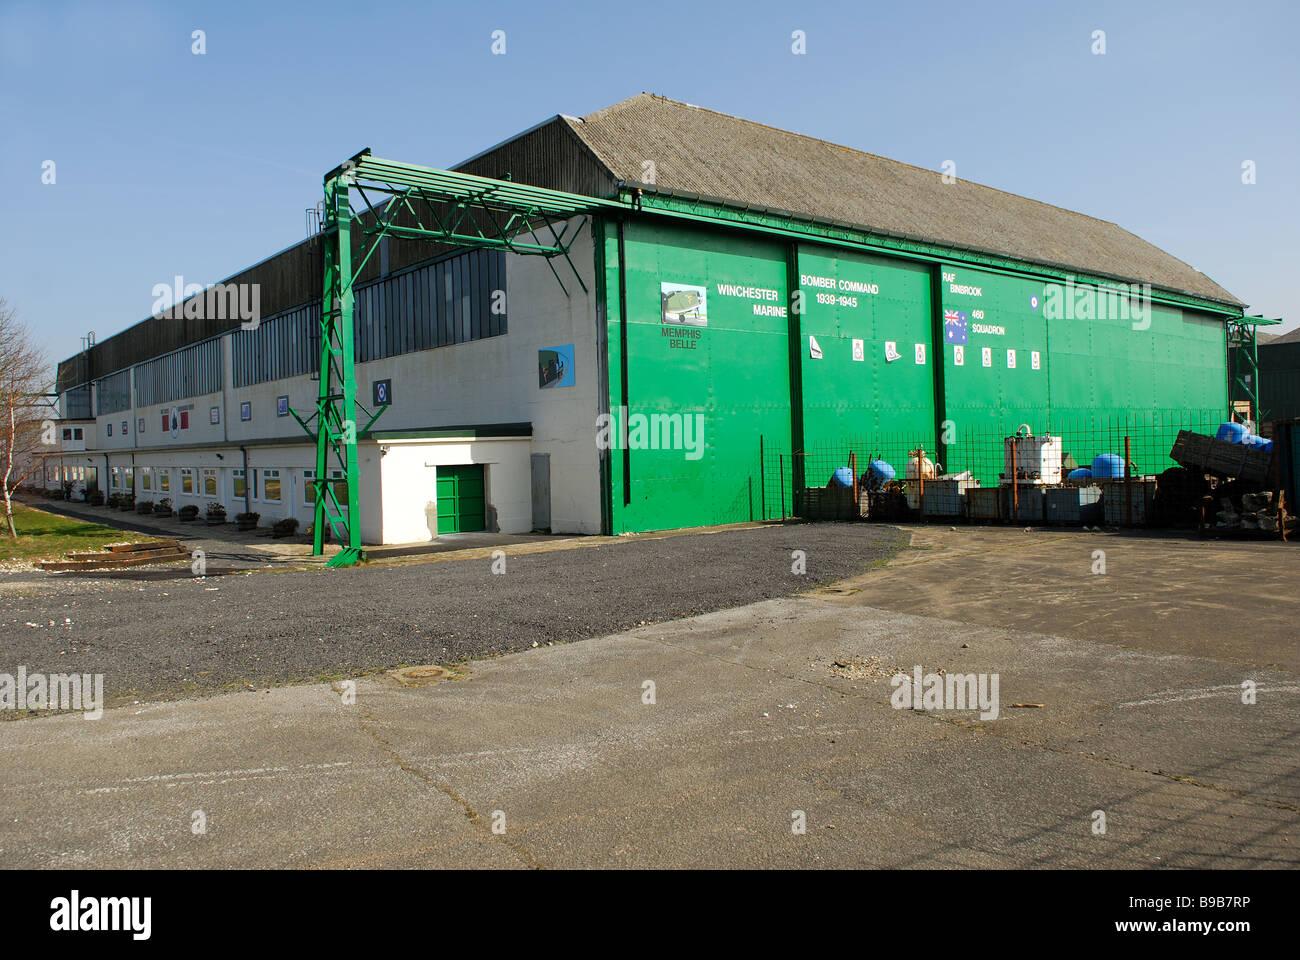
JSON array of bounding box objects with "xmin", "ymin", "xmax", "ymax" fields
[{"xmin": 660, "ymin": 282, "xmax": 708, "ymax": 326}]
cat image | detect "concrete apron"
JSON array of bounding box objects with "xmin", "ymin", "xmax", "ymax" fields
[{"xmin": 1, "ymin": 525, "xmax": 1295, "ymax": 868}]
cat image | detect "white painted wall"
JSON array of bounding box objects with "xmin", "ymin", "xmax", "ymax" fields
[{"xmin": 377, "ymin": 437, "xmax": 532, "ymax": 543}]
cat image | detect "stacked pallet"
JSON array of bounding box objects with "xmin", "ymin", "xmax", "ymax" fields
[
  {"xmin": 1170, "ymin": 429, "xmax": 1271, "ymax": 482},
  {"xmin": 39, "ymin": 539, "xmax": 189, "ymax": 572}
]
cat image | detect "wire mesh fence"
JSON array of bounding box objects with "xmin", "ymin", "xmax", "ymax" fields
[{"xmin": 759, "ymin": 408, "xmax": 1232, "ymax": 528}]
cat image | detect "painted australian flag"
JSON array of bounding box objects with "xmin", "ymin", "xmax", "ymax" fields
[{"xmin": 943, "ymin": 309, "xmax": 968, "ymax": 345}]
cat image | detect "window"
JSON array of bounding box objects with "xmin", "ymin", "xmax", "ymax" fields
[
  {"xmin": 162, "ymin": 412, "xmax": 170, "ymax": 431},
  {"xmin": 231, "ymin": 301, "xmax": 320, "ymax": 388},
  {"xmin": 106, "ymin": 423, "xmax": 112, "ymax": 437},
  {"xmin": 261, "ymin": 469, "xmax": 281, "ymax": 502},
  {"xmin": 142, "ymin": 471, "xmax": 152, "ymax": 491},
  {"xmin": 110, "ymin": 467, "xmax": 119, "ymax": 490},
  {"xmin": 210, "ymin": 406, "xmax": 220, "ymax": 425},
  {"xmin": 133, "ymin": 339, "xmax": 222, "ymax": 408},
  {"xmin": 202, "ymin": 469, "xmax": 217, "ymax": 497},
  {"xmin": 64, "ymin": 385, "xmax": 92, "ymax": 420},
  {"xmin": 122, "ymin": 421, "xmax": 129, "ymax": 436},
  {"xmin": 124, "ymin": 469, "xmax": 134, "ymax": 492},
  {"xmin": 232, "ymin": 469, "xmax": 246, "ymax": 499},
  {"xmin": 95, "ymin": 368, "xmax": 132, "ymax": 415},
  {"xmin": 73, "ymin": 428, "xmax": 83, "ymax": 440},
  {"xmin": 180, "ymin": 410, "xmax": 189, "ymax": 429},
  {"xmin": 230, "ymin": 249, "xmax": 506, "ymax": 389},
  {"xmin": 62, "ymin": 428, "xmax": 72, "ymax": 441},
  {"xmin": 306, "ymin": 469, "xmax": 347, "ymax": 507},
  {"xmin": 240, "ymin": 402, "xmax": 251, "ymax": 422},
  {"xmin": 277, "ymin": 396, "xmax": 289, "ymax": 417},
  {"xmin": 181, "ymin": 468, "xmax": 194, "ymax": 495}
]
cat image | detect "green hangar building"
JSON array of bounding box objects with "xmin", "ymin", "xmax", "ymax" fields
[{"xmin": 49, "ymin": 94, "xmax": 1247, "ymax": 544}]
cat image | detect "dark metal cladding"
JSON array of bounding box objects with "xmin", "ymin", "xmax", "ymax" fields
[{"xmin": 1258, "ymin": 341, "xmax": 1300, "ymax": 424}]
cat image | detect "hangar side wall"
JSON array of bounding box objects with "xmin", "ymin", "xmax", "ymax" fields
[{"xmin": 603, "ymin": 220, "xmax": 1232, "ymax": 532}]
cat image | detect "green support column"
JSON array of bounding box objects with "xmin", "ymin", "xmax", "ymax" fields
[{"xmin": 314, "ymin": 173, "xmax": 364, "ymax": 566}]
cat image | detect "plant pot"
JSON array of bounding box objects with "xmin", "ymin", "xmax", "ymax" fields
[{"xmin": 272, "ymin": 519, "xmax": 300, "ymax": 539}]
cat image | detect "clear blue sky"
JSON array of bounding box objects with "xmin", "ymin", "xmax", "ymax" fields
[{"xmin": 3, "ymin": 0, "xmax": 1296, "ymax": 368}]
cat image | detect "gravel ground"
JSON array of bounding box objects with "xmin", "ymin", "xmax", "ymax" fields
[{"xmin": 0, "ymin": 523, "xmax": 906, "ymax": 707}]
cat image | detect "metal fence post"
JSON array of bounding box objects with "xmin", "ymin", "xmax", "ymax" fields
[{"xmin": 779, "ymin": 454, "xmax": 786, "ymax": 521}]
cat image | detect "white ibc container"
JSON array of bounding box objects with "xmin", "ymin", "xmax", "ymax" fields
[
  {"xmin": 906, "ymin": 478, "xmax": 979, "ymax": 515},
  {"xmin": 1003, "ymin": 426, "xmax": 1062, "ymax": 485}
]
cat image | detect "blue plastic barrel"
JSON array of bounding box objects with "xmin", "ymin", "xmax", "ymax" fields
[
  {"xmin": 1091, "ymin": 453, "xmax": 1124, "ymax": 479},
  {"xmin": 829, "ymin": 466, "xmax": 854, "ymax": 487},
  {"xmin": 1216, "ymin": 421, "xmax": 1249, "ymax": 444},
  {"xmin": 1244, "ymin": 435, "xmax": 1274, "ymax": 453},
  {"xmin": 1067, "ymin": 467, "xmax": 1092, "ymax": 480},
  {"xmin": 862, "ymin": 459, "xmax": 895, "ymax": 490}
]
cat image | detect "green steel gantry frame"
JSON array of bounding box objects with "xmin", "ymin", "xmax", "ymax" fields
[
  {"xmin": 1228, "ymin": 315, "xmax": 1282, "ymax": 426},
  {"xmin": 297, "ymin": 150, "xmax": 628, "ymax": 566}
]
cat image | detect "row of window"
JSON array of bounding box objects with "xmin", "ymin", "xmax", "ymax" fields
[
  {"xmin": 135, "ymin": 339, "xmax": 223, "ymax": 408},
  {"xmin": 45, "ymin": 465, "xmax": 89, "ymax": 483},
  {"xmin": 86, "ymin": 247, "xmax": 506, "ymax": 415},
  {"xmin": 228, "ymin": 247, "xmax": 507, "ymax": 388},
  {"xmin": 108, "ymin": 466, "xmax": 346, "ymax": 506},
  {"xmin": 86, "ymin": 248, "xmax": 505, "ymax": 414},
  {"xmin": 63, "ymin": 385, "xmax": 92, "ymax": 420},
  {"xmin": 95, "ymin": 369, "xmax": 132, "ymax": 416},
  {"xmin": 353, "ymin": 247, "xmax": 507, "ymax": 363},
  {"xmin": 230, "ymin": 302, "xmax": 320, "ymax": 389}
]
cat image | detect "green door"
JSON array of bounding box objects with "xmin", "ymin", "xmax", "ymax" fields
[{"xmin": 436, "ymin": 464, "xmax": 486, "ymax": 534}]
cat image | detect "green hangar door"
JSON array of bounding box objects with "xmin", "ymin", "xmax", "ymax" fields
[
  {"xmin": 607, "ymin": 222, "xmax": 793, "ymax": 533},
  {"xmin": 797, "ymin": 246, "xmax": 936, "ymax": 462},
  {"xmin": 436, "ymin": 465, "xmax": 486, "ymax": 534}
]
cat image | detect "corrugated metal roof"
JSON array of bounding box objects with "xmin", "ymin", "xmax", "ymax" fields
[{"xmin": 563, "ymin": 94, "xmax": 1243, "ymax": 307}]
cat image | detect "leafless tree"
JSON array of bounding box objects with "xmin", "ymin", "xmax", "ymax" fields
[{"xmin": 0, "ymin": 299, "xmax": 53, "ymax": 537}]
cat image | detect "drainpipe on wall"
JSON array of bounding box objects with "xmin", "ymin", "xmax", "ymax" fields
[{"xmin": 240, "ymin": 445, "xmax": 250, "ymax": 515}]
